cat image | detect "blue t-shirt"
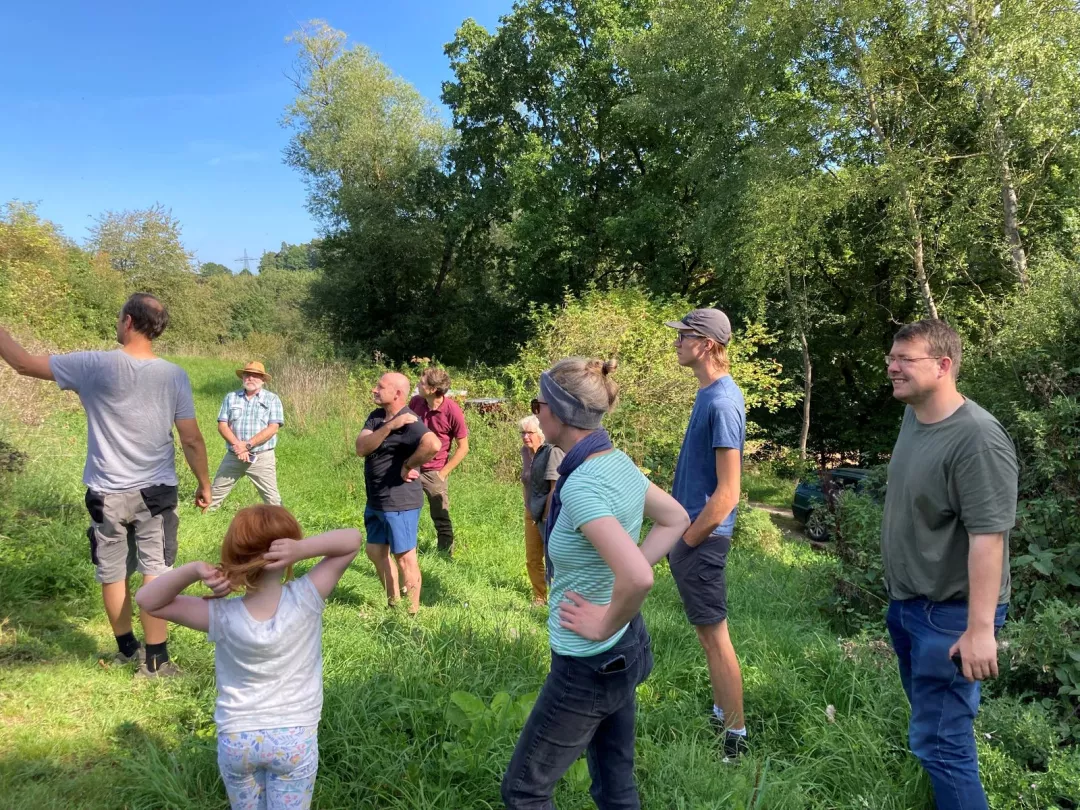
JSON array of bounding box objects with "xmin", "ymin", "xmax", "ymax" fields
[{"xmin": 672, "ymin": 375, "xmax": 746, "ymax": 536}]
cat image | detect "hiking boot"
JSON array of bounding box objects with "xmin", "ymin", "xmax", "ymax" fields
[
  {"xmin": 134, "ymin": 660, "xmax": 182, "ymax": 679},
  {"xmin": 722, "ymin": 731, "xmax": 749, "ymax": 762},
  {"xmin": 111, "ymin": 646, "xmax": 145, "ymax": 667}
]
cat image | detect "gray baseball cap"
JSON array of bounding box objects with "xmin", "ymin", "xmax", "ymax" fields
[{"xmin": 664, "ymin": 308, "xmax": 732, "ymax": 345}]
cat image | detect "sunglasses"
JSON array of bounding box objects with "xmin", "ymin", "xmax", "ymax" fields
[{"xmin": 530, "ymin": 398, "xmax": 547, "ymax": 415}]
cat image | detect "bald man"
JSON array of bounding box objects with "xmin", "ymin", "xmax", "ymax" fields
[{"xmin": 356, "ymin": 373, "xmax": 441, "ymax": 614}]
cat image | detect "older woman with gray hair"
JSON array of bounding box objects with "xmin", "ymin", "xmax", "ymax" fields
[{"xmin": 519, "ymin": 415, "xmax": 561, "ymax": 605}]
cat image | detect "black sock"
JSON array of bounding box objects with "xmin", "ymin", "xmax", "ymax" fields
[
  {"xmin": 115, "ymin": 631, "xmax": 140, "ymax": 659},
  {"xmin": 145, "ymin": 641, "xmax": 169, "ymax": 672}
]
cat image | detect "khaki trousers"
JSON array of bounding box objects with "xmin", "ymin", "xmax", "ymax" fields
[
  {"xmin": 210, "ymin": 450, "xmax": 282, "ymax": 508},
  {"xmin": 523, "ymin": 508, "xmax": 548, "ymax": 603}
]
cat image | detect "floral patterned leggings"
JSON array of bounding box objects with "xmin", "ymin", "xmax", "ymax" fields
[{"xmin": 217, "ymin": 726, "xmax": 319, "ymax": 809}]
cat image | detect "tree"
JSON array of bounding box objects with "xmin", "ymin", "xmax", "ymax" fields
[
  {"xmin": 198, "ymin": 261, "xmax": 231, "ymax": 278},
  {"xmin": 258, "ymin": 240, "xmax": 322, "ymax": 273},
  {"xmin": 88, "ymin": 204, "xmax": 194, "ymax": 290}
]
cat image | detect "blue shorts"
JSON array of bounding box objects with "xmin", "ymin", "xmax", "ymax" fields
[{"xmin": 364, "ymin": 507, "xmax": 420, "ymax": 555}]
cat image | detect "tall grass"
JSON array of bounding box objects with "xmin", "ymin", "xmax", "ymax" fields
[{"xmin": 1, "ymin": 357, "xmax": 1076, "ymax": 809}]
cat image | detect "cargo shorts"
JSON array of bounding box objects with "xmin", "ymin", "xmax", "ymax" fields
[
  {"xmin": 668, "ymin": 533, "xmax": 732, "ymax": 626},
  {"xmin": 84, "ymin": 485, "xmax": 179, "ymax": 584}
]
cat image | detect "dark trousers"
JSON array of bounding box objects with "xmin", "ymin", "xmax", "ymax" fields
[
  {"xmin": 420, "ymin": 470, "xmax": 454, "ymax": 553},
  {"xmin": 502, "ymin": 615, "xmax": 653, "ymax": 810},
  {"xmin": 886, "ymin": 598, "xmax": 1007, "ymax": 810}
]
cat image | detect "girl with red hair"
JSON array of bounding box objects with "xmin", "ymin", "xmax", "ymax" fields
[{"xmin": 136, "ymin": 505, "xmax": 360, "ymax": 809}]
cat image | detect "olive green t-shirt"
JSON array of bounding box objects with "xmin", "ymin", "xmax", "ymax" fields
[{"xmin": 880, "ymin": 399, "xmax": 1018, "ymax": 603}]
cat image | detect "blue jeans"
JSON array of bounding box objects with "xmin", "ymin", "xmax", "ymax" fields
[
  {"xmin": 502, "ymin": 614, "xmax": 654, "ymax": 810},
  {"xmin": 886, "ymin": 599, "xmax": 1007, "ymax": 810}
]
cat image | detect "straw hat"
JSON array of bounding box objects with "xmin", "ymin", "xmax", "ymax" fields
[{"xmin": 236, "ymin": 361, "xmax": 271, "ymax": 381}]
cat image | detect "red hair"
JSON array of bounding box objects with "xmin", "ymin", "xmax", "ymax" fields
[{"xmin": 220, "ymin": 505, "xmax": 303, "ymax": 591}]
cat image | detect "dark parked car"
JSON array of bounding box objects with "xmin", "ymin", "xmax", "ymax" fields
[{"xmin": 792, "ymin": 467, "xmax": 871, "ymax": 541}]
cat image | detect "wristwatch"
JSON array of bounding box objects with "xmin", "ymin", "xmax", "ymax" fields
[{"xmin": 244, "ymin": 443, "xmax": 253, "ymax": 452}]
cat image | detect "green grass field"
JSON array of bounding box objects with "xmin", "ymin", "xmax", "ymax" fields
[{"xmin": 0, "ymin": 357, "xmax": 1070, "ymax": 809}]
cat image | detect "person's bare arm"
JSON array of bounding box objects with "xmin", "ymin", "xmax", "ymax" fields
[
  {"xmin": 639, "ymin": 484, "xmax": 692, "ymax": 565},
  {"xmin": 439, "ymin": 436, "xmax": 470, "ymax": 479},
  {"xmin": 950, "ymin": 532, "xmax": 1005, "ymax": 682},
  {"xmin": 262, "ymin": 528, "xmax": 363, "ymax": 599},
  {"xmin": 246, "ymin": 423, "xmax": 280, "ymax": 449},
  {"xmin": 405, "ymin": 432, "xmax": 441, "ymax": 472},
  {"xmin": 176, "ymin": 418, "xmax": 212, "ymax": 509},
  {"xmin": 682, "ymin": 448, "xmax": 741, "ymax": 546},
  {"xmin": 542, "ymin": 480, "xmax": 556, "ymax": 522},
  {"xmin": 135, "ymin": 561, "xmax": 233, "ymax": 631},
  {"xmin": 356, "ymin": 412, "xmax": 417, "ymax": 457},
  {"xmin": 559, "ymin": 516, "xmax": 654, "ymax": 641},
  {"xmin": 0, "ymin": 327, "xmax": 53, "ymax": 380},
  {"xmin": 217, "ymin": 420, "xmax": 249, "ymax": 461}
]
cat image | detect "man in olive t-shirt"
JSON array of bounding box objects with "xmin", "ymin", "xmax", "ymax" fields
[{"xmin": 881, "ymin": 319, "xmax": 1018, "ymax": 810}]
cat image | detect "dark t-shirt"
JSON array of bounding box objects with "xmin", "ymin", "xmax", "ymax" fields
[
  {"xmin": 881, "ymin": 400, "xmax": 1018, "ymax": 603},
  {"xmin": 362, "ymin": 407, "xmax": 431, "ymax": 512},
  {"xmin": 528, "ymin": 443, "xmax": 565, "ymax": 523},
  {"xmin": 408, "ymin": 395, "xmax": 468, "ymax": 471}
]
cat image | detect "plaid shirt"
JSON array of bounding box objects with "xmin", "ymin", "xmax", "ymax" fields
[{"xmin": 217, "ymin": 389, "xmax": 284, "ymax": 454}]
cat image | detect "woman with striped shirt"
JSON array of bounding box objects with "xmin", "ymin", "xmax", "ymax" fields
[{"xmin": 501, "ymin": 357, "xmax": 690, "ymax": 810}]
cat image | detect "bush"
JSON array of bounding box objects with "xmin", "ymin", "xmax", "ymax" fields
[{"xmin": 508, "ymin": 288, "xmax": 797, "ymax": 486}]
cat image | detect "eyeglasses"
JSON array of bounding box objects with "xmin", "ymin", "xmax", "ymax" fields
[
  {"xmin": 675, "ymin": 332, "xmax": 708, "ymax": 345},
  {"xmin": 884, "ymin": 355, "xmax": 942, "ymax": 367},
  {"xmin": 530, "ymin": 398, "xmax": 547, "ymax": 415},
  {"xmin": 520, "ymin": 430, "xmax": 537, "ymax": 437}
]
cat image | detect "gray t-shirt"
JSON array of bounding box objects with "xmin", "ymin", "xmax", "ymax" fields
[
  {"xmin": 880, "ymin": 399, "xmax": 1018, "ymax": 603},
  {"xmin": 528, "ymin": 444, "xmax": 565, "ymax": 523},
  {"xmin": 49, "ymin": 350, "xmax": 196, "ymax": 493}
]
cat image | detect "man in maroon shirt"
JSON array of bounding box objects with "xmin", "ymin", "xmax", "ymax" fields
[{"xmin": 409, "ymin": 367, "xmax": 470, "ymax": 556}]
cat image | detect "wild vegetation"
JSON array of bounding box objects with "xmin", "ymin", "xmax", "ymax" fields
[{"xmin": 2, "ymin": 0, "xmax": 1079, "ymax": 807}]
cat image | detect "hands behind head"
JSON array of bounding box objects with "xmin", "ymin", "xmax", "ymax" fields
[
  {"xmin": 195, "ymin": 561, "xmax": 234, "ymax": 599},
  {"xmin": 263, "ymin": 538, "xmax": 302, "ymax": 572}
]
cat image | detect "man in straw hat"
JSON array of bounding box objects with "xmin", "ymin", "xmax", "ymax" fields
[{"xmin": 209, "ymin": 361, "xmax": 285, "ymax": 509}]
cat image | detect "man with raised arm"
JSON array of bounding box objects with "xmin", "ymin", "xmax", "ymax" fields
[
  {"xmin": 0, "ymin": 293, "xmax": 212, "ymax": 677},
  {"xmin": 882, "ymin": 319, "xmax": 1018, "ymax": 810},
  {"xmin": 665, "ymin": 308, "xmax": 749, "ymax": 762},
  {"xmin": 356, "ymin": 372, "xmax": 441, "ymax": 615}
]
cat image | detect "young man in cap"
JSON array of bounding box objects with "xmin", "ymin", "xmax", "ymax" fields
[
  {"xmin": 665, "ymin": 308, "xmax": 749, "ymax": 760},
  {"xmin": 209, "ymin": 361, "xmax": 285, "ymax": 509},
  {"xmin": 882, "ymin": 319, "xmax": 1017, "ymax": 810},
  {"xmin": 0, "ymin": 293, "xmax": 212, "ymax": 677},
  {"xmin": 409, "ymin": 366, "xmax": 469, "ymax": 556}
]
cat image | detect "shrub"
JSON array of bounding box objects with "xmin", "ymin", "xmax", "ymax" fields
[{"xmin": 508, "ymin": 288, "xmax": 797, "ymax": 486}]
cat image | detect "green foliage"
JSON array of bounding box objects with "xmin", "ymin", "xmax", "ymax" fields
[
  {"xmin": 443, "ymin": 689, "xmax": 537, "ymax": 775},
  {"xmin": 197, "ymin": 261, "xmax": 231, "ymax": 278},
  {"xmin": 0, "ymin": 202, "xmax": 125, "ymax": 347},
  {"xmin": 3, "ymin": 355, "xmax": 1077, "ymax": 808},
  {"xmin": 257, "ymin": 240, "xmax": 321, "ymax": 273},
  {"xmin": 509, "ymin": 288, "xmax": 797, "ymax": 485}
]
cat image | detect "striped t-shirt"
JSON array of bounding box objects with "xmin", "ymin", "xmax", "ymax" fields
[{"xmin": 547, "ymin": 449, "xmax": 651, "ymax": 657}]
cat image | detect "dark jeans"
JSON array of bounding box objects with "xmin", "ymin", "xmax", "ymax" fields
[
  {"xmin": 502, "ymin": 615, "xmax": 654, "ymax": 810},
  {"xmin": 886, "ymin": 598, "xmax": 1008, "ymax": 810},
  {"xmin": 420, "ymin": 470, "xmax": 454, "ymax": 553}
]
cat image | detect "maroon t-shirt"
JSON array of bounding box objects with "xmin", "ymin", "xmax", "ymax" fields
[{"xmin": 409, "ymin": 395, "xmax": 468, "ymax": 471}]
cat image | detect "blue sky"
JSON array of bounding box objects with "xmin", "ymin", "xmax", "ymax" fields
[{"xmin": 0, "ymin": 1, "xmax": 511, "ymax": 268}]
